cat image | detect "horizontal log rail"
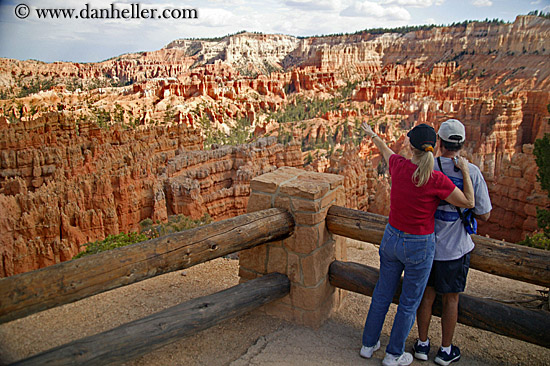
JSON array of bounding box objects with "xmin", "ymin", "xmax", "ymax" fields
[
  {"xmin": 329, "ymin": 261, "xmax": 550, "ymax": 349},
  {"xmin": 11, "ymin": 273, "xmax": 290, "ymax": 366},
  {"xmin": 326, "ymin": 205, "xmax": 550, "ymax": 288},
  {"xmin": 0, "ymin": 208, "xmax": 294, "ymax": 324}
]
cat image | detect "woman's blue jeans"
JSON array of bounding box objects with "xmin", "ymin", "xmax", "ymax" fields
[{"xmin": 362, "ymin": 224, "xmax": 435, "ymax": 356}]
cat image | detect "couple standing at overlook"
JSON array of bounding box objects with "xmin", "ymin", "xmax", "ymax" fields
[{"xmin": 358, "ymin": 119, "xmax": 492, "ymax": 366}]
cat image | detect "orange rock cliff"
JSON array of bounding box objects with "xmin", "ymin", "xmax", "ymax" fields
[{"xmin": 0, "ymin": 15, "xmax": 549, "ymax": 276}]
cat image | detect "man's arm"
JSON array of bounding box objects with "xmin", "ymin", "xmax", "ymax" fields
[
  {"xmin": 474, "ymin": 212, "xmax": 490, "ymax": 221},
  {"xmin": 471, "ymin": 167, "xmax": 492, "ymax": 222}
]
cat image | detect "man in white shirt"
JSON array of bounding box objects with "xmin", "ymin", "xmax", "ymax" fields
[{"xmin": 413, "ymin": 119, "xmax": 492, "ymax": 366}]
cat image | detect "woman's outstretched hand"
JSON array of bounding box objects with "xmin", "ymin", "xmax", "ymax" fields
[
  {"xmin": 361, "ymin": 122, "xmax": 375, "ymax": 137},
  {"xmin": 361, "ymin": 121, "xmax": 393, "ymax": 164}
]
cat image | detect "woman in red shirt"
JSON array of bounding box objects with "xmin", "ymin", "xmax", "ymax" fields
[{"xmin": 359, "ymin": 122, "xmax": 474, "ymax": 366}]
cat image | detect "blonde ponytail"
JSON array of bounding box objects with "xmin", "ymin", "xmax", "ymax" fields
[{"xmin": 412, "ymin": 145, "xmax": 434, "ymax": 187}]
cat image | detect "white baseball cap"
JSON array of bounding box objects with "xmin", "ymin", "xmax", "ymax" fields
[{"xmin": 438, "ymin": 119, "xmax": 465, "ymax": 143}]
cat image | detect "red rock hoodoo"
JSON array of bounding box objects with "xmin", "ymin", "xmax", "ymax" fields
[{"xmin": 1, "ymin": 16, "xmax": 549, "ymax": 276}]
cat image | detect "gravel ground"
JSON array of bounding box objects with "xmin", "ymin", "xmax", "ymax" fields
[{"xmin": 1, "ymin": 239, "xmax": 548, "ymax": 366}]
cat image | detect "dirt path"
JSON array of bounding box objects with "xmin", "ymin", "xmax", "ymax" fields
[{"xmin": 1, "ymin": 240, "xmax": 548, "ymax": 365}]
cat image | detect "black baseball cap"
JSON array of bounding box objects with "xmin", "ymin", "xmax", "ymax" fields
[{"xmin": 407, "ymin": 124, "xmax": 436, "ymax": 151}]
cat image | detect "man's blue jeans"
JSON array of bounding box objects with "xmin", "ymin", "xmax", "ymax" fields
[{"xmin": 362, "ymin": 224, "xmax": 435, "ymax": 356}]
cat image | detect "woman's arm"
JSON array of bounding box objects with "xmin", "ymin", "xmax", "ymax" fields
[
  {"xmin": 445, "ymin": 187, "xmax": 474, "ymax": 209},
  {"xmin": 361, "ymin": 122, "xmax": 394, "ymax": 165},
  {"xmin": 444, "ymin": 157, "xmax": 475, "ymax": 208}
]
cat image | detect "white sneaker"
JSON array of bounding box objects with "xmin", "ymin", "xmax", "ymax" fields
[
  {"xmin": 382, "ymin": 352, "xmax": 414, "ymax": 366},
  {"xmin": 360, "ymin": 340, "xmax": 380, "ymax": 358}
]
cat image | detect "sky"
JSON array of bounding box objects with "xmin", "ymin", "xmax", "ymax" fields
[{"xmin": 0, "ymin": 0, "xmax": 549, "ymax": 63}]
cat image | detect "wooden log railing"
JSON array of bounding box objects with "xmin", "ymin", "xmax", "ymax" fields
[
  {"xmin": 329, "ymin": 261, "xmax": 550, "ymax": 348},
  {"xmin": 326, "ymin": 205, "xmax": 550, "ymax": 288},
  {"xmin": 0, "ymin": 208, "xmax": 294, "ymax": 324},
  {"xmin": 3, "ymin": 202, "xmax": 550, "ymax": 365},
  {"xmin": 12, "ymin": 273, "xmax": 290, "ymax": 366}
]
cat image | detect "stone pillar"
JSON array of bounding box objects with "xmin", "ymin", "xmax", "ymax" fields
[{"xmin": 239, "ymin": 167, "xmax": 347, "ymax": 328}]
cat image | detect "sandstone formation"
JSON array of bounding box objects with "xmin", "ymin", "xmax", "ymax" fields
[
  {"xmin": 1, "ymin": 15, "xmax": 549, "ymax": 276},
  {"xmin": 0, "ymin": 113, "xmax": 301, "ymax": 277}
]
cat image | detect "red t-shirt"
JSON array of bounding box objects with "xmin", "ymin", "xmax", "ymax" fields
[{"xmin": 388, "ymin": 154, "xmax": 456, "ymax": 235}]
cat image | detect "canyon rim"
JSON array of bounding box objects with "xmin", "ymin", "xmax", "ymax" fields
[{"xmin": 0, "ymin": 14, "xmax": 549, "ymax": 277}]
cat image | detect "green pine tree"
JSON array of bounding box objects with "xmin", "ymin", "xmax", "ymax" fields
[{"xmin": 519, "ymin": 103, "xmax": 550, "ymax": 249}]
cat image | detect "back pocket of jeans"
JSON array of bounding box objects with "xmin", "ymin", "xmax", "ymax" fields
[{"xmin": 402, "ymin": 238, "xmax": 430, "ymax": 264}]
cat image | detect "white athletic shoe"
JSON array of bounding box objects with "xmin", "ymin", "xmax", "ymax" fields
[
  {"xmin": 360, "ymin": 340, "xmax": 380, "ymax": 358},
  {"xmin": 382, "ymin": 352, "xmax": 414, "ymax": 366}
]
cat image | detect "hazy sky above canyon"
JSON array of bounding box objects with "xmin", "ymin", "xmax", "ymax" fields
[{"xmin": 0, "ymin": 0, "xmax": 549, "ymax": 63}]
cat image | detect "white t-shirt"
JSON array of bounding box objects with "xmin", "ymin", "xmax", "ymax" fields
[{"xmin": 434, "ymin": 157, "xmax": 492, "ymax": 261}]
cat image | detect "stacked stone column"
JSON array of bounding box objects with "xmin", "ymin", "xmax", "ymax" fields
[{"xmin": 239, "ymin": 167, "xmax": 347, "ymax": 327}]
